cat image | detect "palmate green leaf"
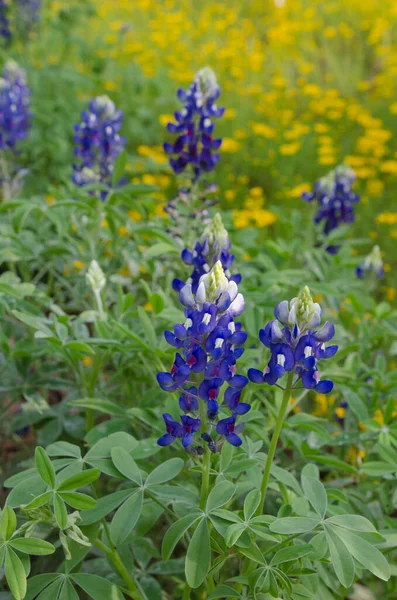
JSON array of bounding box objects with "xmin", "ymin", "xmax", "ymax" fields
[
  {"xmin": 9, "ymin": 538, "xmax": 55, "ymax": 556},
  {"xmin": 244, "ymin": 489, "xmax": 261, "ymax": 521},
  {"xmin": 208, "ymin": 585, "xmax": 241, "ymax": 599},
  {"xmin": 0, "ymin": 506, "xmax": 17, "ymax": 541},
  {"xmin": 142, "ymin": 242, "xmax": 178, "ymax": 260},
  {"xmin": 35, "ymin": 447, "xmax": 55, "ymax": 489},
  {"xmin": 324, "ymin": 525, "xmax": 355, "ymax": 588},
  {"xmin": 146, "ymin": 458, "xmax": 184, "ymax": 487},
  {"xmin": 85, "ymin": 432, "xmax": 138, "ymax": 477},
  {"xmin": 46, "ymin": 442, "xmax": 81, "ymax": 459},
  {"xmin": 5, "ymin": 548, "xmax": 27, "ymax": 600},
  {"xmin": 360, "ymin": 461, "xmax": 396, "ymax": 476},
  {"xmin": 206, "ymin": 480, "xmax": 236, "ymax": 513},
  {"xmin": 35, "ymin": 578, "xmax": 64, "ymax": 600},
  {"xmin": 225, "ymin": 523, "xmax": 246, "ymax": 547},
  {"xmin": 269, "ymin": 517, "xmax": 320, "ymax": 535},
  {"xmin": 162, "ymin": 513, "xmax": 202, "ymax": 561},
  {"xmin": 54, "ymin": 495, "xmax": 68, "ymax": 530},
  {"xmin": 70, "ymin": 398, "xmax": 126, "ymax": 417},
  {"xmin": 301, "ymin": 475, "xmax": 327, "ymax": 518},
  {"xmin": 138, "ymin": 306, "xmax": 157, "ymax": 349},
  {"xmin": 111, "ymin": 447, "xmax": 142, "ymax": 485},
  {"xmin": 185, "ymin": 518, "xmax": 211, "ymax": 589},
  {"xmin": 271, "ymin": 543, "xmax": 313, "ymax": 565},
  {"xmin": 330, "ymin": 525, "xmax": 390, "ymax": 581},
  {"xmin": 110, "ymin": 491, "xmax": 143, "ymax": 546},
  {"xmin": 79, "ymin": 489, "xmax": 133, "ymax": 525},
  {"xmin": 70, "ymin": 573, "xmax": 124, "ymax": 600},
  {"xmin": 24, "ymin": 574, "xmax": 60, "ymax": 600},
  {"xmin": 325, "ymin": 514, "xmax": 378, "ymax": 533},
  {"xmin": 58, "ymin": 579, "xmax": 79, "ymax": 600},
  {"xmin": 23, "ymin": 492, "xmax": 53, "ymax": 511},
  {"xmin": 57, "ymin": 469, "xmax": 101, "ymax": 492},
  {"xmin": 59, "ymin": 492, "xmax": 97, "ymax": 511}
]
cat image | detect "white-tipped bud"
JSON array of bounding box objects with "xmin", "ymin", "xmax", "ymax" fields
[
  {"xmin": 204, "ymin": 260, "xmax": 229, "ymax": 303},
  {"xmin": 202, "ymin": 213, "xmax": 229, "ymax": 251},
  {"xmin": 289, "ymin": 286, "xmax": 321, "ymax": 329},
  {"xmin": 86, "ymin": 260, "xmax": 106, "ymax": 292},
  {"xmin": 195, "ymin": 66, "xmax": 219, "ymax": 99}
]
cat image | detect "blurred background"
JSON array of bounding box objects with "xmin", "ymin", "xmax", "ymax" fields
[{"xmin": 2, "ymin": 0, "xmax": 397, "ymax": 288}]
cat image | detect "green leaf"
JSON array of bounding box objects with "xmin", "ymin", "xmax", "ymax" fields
[
  {"xmin": 271, "ymin": 464, "xmax": 302, "ymax": 495},
  {"xmin": 110, "ymin": 491, "xmax": 143, "ymax": 546},
  {"xmin": 23, "ymin": 492, "xmax": 53, "ymax": 511},
  {"xmin": 360, "ymin": 462, "xmax": 396, "ymax": 476},
  {"xmin": 59, "ymin": 492, "xmax": 97, "ymax": 511},
  {"xmin": 324, "ymin": 525, "xmax": 355, "ymax": 588},
  {"xmin": 58, "ymin": 579, "xmax": 79, "ymax": 600},
  {"xmin": 64, "ymin": 341, "xmax": 95, "ymax": 355},
  {"xmin": 301, "ymin": 475, "xmax": 327, "ymax": 518},
  {"xmin": 0, "ymin": 507, "xmax": 17, "ymax": 541},
  {"xmin": 206, "ymin": 480, "xmax": 235, "ymax": 513},
  {"xmin": 85, "ymin": 432, "xmax": 138, "ymax": 477},
  {"xmin": 244, "ymin": 489, "xmax": 261, "ymax": 521},
  {"xmin": 46, "ymin": 442, "xmax": 81, "ymax": 459},
  {"xmin": 35, "ymin": 447, "xmax": 55, "ymax": 489},
  {"xmin": 79, "ymin": 489, "xmax": 134, "ymax": 525},
  {"xmin": 138, "ymin": 306, "xmax": 157, "ymax": 349},
  {"xmin": 271, "ymin": 543, "xmax": 313, "ymax": 565},
  {"xmin": 269, "ymin": 517, "xmax": 320, "ymax": 534},
  {"xmin": 12, "ymin": 310, "xmax": 53, "ymax": 338},
  {"xmin": 303, "ymin": 453, "xmax": 357, "ymax": 474},
  {"xmin": 35, "ymin": 578, "xmax": 64, "ymax": 600},
  {"xmin": 208, "ymin": 585, "xmax": 241, "ymax": 598},
  {"xmin": 54, "ymin": 495, "xmax": 68, "ymax": 530},
  {"xmin": 146, "ymin": 458, "xmax": 184, "ymax": 487},
  {"xmin": 343, "ymin": 389, "xmax": 369, "ymax": 421},
  {"xmin": 57, "ymin": 469, "xmax": 101, "ymax": 491},
  {"xmin": 9, "ymin": 538, "xmax": 55, "ymax": 556},
  {"xmin": 225, "ymin": 523, "xmax": 246, "ymax": 547},
  {"xmin": 330, "ymin": 526, "xmax": 390, "ymax": 581},
  {"xmin": 112, "ymin": 150, "xmax": 127, "ymax": 187},
  {"xmin": 325, "ymin": 514, "xmax": 378, "ymax": 533},
  {"xmin": 25, "ymin": 574, "xmax": 61, "ymax": 600},
  {"xmin": 185, "ymin": 518, "xmax": 211, "ymax": 589},
  {"xmin": 111, "ymin": 447, "xmax": 142, "ymax": 485},
  {"xmin": 71, "ymin": 573, "xmax": 124, "ymax": 600},
  {"xmin": 162, "ymin": 514, "xmax": 202, "ymax": 561},
  {"xmin": 143, "ymin": 242, "xmax": 178, "ymax": 260},
  {"xmin": 5, "ymin": 548, "xmax": 27, "ymax": 600},
  {"xmin": 70, "ymin": 398, "xmax": 126, "ymax": 417}
]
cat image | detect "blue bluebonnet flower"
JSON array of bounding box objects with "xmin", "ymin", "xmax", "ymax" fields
[
  {"xmin": 73, "ymin": 95, "xmax": 125, "ymax": 194},
  {"xmin": 157, "ymin": 261, "xmax": 249, "ymax": 451},
  {"xmin": 164, "ymin": 67, "xmax": 224, "ymax": 182},
  {"xmin": 0, "ymin": 60, "xmax": 31, "ymax": 151},
  {"xmin": 356, "ymin": 245, "xmax": 384, "ymax": 280},
  {"xmin": 302, "ymin": 164, "xmax": 359, "ymax": 254},
  {"xmin": 173, "ymin": 213, "xmax": 241, "ymax": 293},
  {"xmin": 0, "ymin": 0, "xmax": 11, "ymax": 40},
  {"xmin": 249, "ymin": 286, "xmax": 337, "ymax": 394}
]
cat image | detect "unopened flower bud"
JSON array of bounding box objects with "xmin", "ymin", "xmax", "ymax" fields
[
  {"xmin": 289, "ymin": 286, "xmax": 321, "ymax": 329},
  {"xmin": 86, "ymin": 260, "xmax": 106, "ymax": 292}
]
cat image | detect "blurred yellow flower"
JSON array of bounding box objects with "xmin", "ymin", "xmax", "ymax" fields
[{"xmin": 221, "ymin": 138, "xmax": 241, "ymax": 152}]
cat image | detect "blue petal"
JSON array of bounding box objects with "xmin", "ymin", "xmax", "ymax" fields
[
  {"xmin": 233, "ymin": 403, "xmax": 251, "ymax": 415},
  {"xmin": 226, "ymin": 433, "xmax": 242, "ymax": 446},
  {"xmin": 274, "ymin": 300, "xmax": 289, "ymax": 324},
  {"xmin": 157, "ymin": 434, "xmax": 176, "ymax": 446},
  {"xmin": 316, "ymin": 380, "xmax": 334, "ymax": 394},
  {"xmin": 314, "ymin": 321, "xmax": 335, "ymax": 342},
  {"xmin": 229, "ymin": 374, "xmax": 248, "ymax": 389},
  {"xmin": 248, "ymin": 368, "xmax": 265, "ymax": 384}
]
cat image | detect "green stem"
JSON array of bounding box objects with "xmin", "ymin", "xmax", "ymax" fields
[
  {"xmin": 182, "ymin": 582, "xmax": 191, "ymax": 600},
  {"xmin": 200, "ymin": 450, "xmax": 211, "ymax": 511},
  {"xmin": 256, "ymin": 371, "xmax": 294, "ymax": 516},
  {"xmin": 93, "ymin": 538, "xmax": 142, "ymax": 599}
]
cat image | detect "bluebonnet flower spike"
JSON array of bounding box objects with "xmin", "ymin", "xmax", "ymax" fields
[
  {"xmin": 249, "ymin": 286, "xmax": 337, "ymax": 393},
  {"xmin": 164, "ymin": 66, "xmax": 224, "ymax": 182},
  {"xmin": 73, "ymin": 95, "xmax": 125, "ymax": 196},
  {"xmin": 302, "ymin": 164, "xmax": 359, "ymax": 254},
  {"xmin": 356, "ymin": 245, "xmax": 384, "ymax": 280},
  {"xmin": 157, "ymin": 260, "xmax": 249, "ymax": 452},
  {"xmin": 173, "ymin": 213, "xmax": 241, "ymax": 293}
]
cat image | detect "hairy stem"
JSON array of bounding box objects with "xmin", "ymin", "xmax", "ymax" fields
[
  {"xmin": 256, "ymin": 371, "xmax": 294, "ymax": 516},
  {"xmin": 93, "ymin": 537, "xmax": 142, "ymax": 599}
]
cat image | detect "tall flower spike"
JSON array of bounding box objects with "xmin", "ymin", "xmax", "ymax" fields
[
  {"xmin": 164, "ymin": 66, "xmax": 224, "ymax": 182},
  {"xmin": 0, "ymin": 60, "xmax": 31, "ymax": 151},
  {"xmin": 173, "ymin": 212, "xmax": 241, "ymax": 293},
  {"xmin": 72, "ymin": 95, "xmax": 125, "ymax": 197},
  {"xmin": 157, "ymin": 260, "xmax": 248, "ymax": 452},
  {"xmin": 356, "ymin": 245, "xmax": 384, "ymax": 280},
  {"xmin": 0, "ymin": 0, "xmax": 11, "ymax": 40},
  {"xmin": 302, "ymin": 163, "xmax": 359, "ymax": 254},
  {"xmin": 249, "ymin": 286, "xmax": 337, "ymax": 394}
]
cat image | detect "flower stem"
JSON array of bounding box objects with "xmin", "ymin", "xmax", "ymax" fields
[
  {"xmin": 200, "ymin": 449, "xmax": 211, "ymax": 510},
  {"xmin": 93, "ymin": 538, "xmax": 142, "ymax": 599},
  {"xmin": 256, "ymin": 370, "xmax": 294, "ymax": 516}
]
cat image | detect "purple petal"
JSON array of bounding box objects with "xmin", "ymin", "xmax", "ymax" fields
[
  {"xmin": 314, "ymin": 321, "xmax": 335, "ymax": 342},
  {"xmin": 157, "ymin": 433, "xmax": 176, "ymax": 446},
  {"xmin": 316, "ymin": 380, "xmax": 334, "ymax": 394},
  {"xmin": 226, "ymin": 433, "xmax": 242, "ymax": 446},
  {"xmin": 248, "ymin": 368, "xmax": 265, "ymax": 384}
]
